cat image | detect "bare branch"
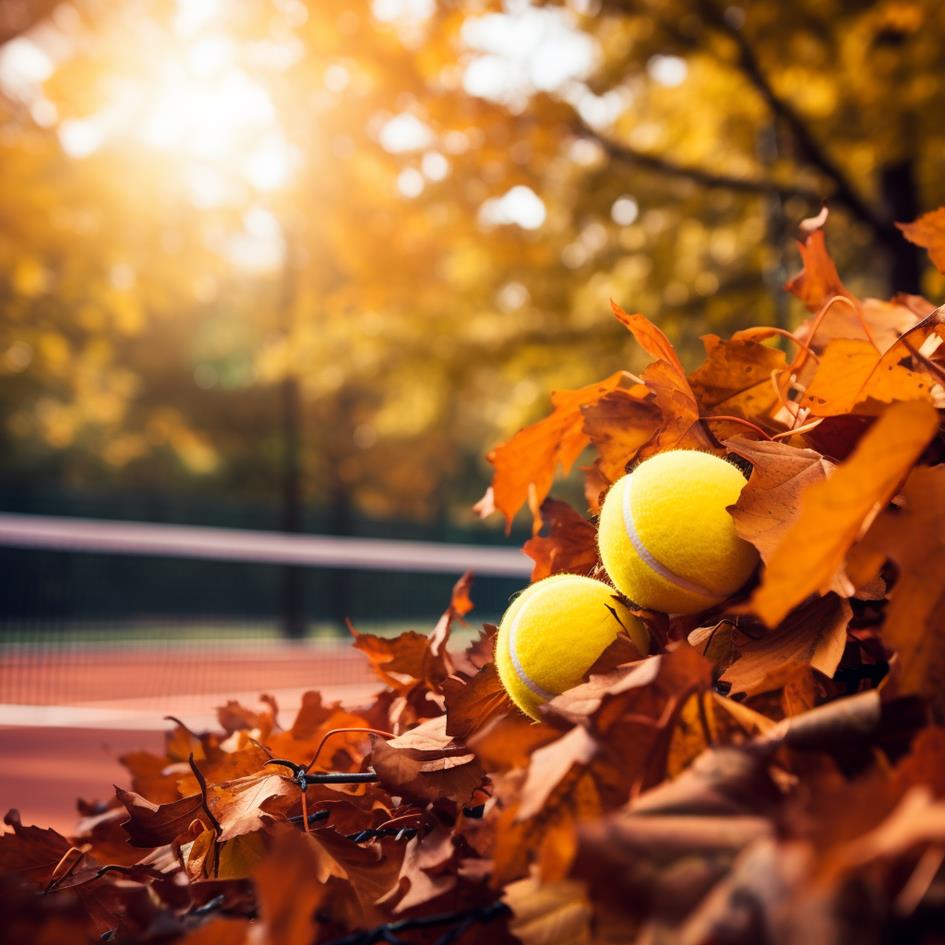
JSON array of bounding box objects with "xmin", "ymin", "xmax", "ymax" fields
[{"xmin": 574, "ymin": 117, "xmax": 822, "ymax": 204}]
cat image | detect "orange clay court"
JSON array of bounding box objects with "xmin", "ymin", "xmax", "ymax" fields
[{"xmin": 0, "ymin": 641, "xmax": 379, "ymax": 834}]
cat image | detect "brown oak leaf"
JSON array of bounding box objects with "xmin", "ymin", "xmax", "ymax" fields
[
  {"xmin": 848, "ymin": 465, "xmax": 945, "ymax": 710},
  {"xmin": 690, "ymin": 334, "xmax": 787, "ymax": 421},
  {"xmin": 751, "ymin": 399, "xmax": 939, "ymax": 626},
  {"xmin": 726, "ymin": 438, "xmax": 835, "ymax": 564},
  {"xmin": 720, "ymin": 594, "xmax": 851, "ymax": 698},
  {"xmin": 371, "ymin": 716, "xmax": 484, "ymax": 804},
  {"xmin": 522, "ymin": 498, "xmax": 599, "ymax": 582}
]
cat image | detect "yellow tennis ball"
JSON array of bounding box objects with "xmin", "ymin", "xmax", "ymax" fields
[
  {"xmin": 598, "ymin": 450, "xmax": 758, "ymax": 615},
  {"xmin": 495, "ymin": 573, "xmax": 649, "ymax": 720}
]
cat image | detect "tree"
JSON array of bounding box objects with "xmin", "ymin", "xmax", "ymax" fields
[{"xmin": 1, "ymin": 0, "xmax": 943, "ymax": 525}]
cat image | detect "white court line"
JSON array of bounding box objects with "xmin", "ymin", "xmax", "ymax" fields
[{"xmin": 0, "ymin": 683, "xmax": 378, "ymax": 730}]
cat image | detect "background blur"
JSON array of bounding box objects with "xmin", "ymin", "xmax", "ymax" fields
[
  {"xmin": 2, "ymin": 0, "xmax": 945, "ymax": 829},
  {"xmin": 1, "ymin": 0, "xmax": 945, "ymax": 635}
]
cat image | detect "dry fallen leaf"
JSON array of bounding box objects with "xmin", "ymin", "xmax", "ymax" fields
[
  {"xmin": 485, "ymin": 372, "xmax": 628, "ymax": 531},
  {"xmin": 786, "ymin": 229, "xmax": 856, "ymax": 314},
  {"xmin": 848, "ymin": 465, "xmax": 945, "ymax": 710},
  {"xmin": 897, "ymin": 208, "xmax": 945, "ymax": 274},
  {"xmin": 504, "ymin": 873, "xmax": 592, "ymax": 945},
  {"xmin": 522, "ymin": 498, "xmax": 600, "ymax": 582},
  {"xmin": 751, "ymin": 399, "xmax": 938, "ymax": 626},
  {"xmin": 727, "ymin": 437, "xmax": 835, "ymax": 564},
  {"xmin": 720, "ymin": 594, "xmax": 851, "ymax": 698},
  {"xmin": 6, "ymin": 215, "xmax": 945, "ymax": 945}
]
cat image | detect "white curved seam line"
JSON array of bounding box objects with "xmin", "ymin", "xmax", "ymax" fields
[
  {"xmin": 622, "ymin": 475, "xmax": 723, "ymax": 603},
  {"xmin": 507, "ymin": 592, "xmax": 557, "ymax": 703}
]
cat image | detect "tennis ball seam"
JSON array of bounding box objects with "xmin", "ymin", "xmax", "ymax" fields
[
  {"xmin": 506, "ymin": 586, "xmax": 559, "ymax": 703},
  {"xmin": 622, "ymin": 469, "xmax": 727, "ymax": 604}
]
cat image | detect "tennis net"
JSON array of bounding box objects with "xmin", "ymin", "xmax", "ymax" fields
[{"xmin": 0, "ymin": 513, "xmax": 528, "ymax": 721}]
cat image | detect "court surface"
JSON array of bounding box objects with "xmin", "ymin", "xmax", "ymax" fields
[{"xmin": 0, "ymin": 641, "xmax": 379, "ymax": 834}]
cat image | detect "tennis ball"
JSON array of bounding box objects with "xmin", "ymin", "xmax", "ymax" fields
[
  {"xmin": 495, "ymin": 573, "xmax": 649, "ymax": 720},
  {"xmin": 598, "ymin": 450, "xmax": 758, "ymax": 615}
]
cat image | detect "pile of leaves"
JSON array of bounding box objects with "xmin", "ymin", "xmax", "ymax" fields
[{"xmin": 5, "ymin": 209, "xmax": 945, "ymax": 945}]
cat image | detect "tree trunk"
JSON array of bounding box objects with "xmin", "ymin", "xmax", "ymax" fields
[{"xmin": 879, "ymin": 158, "xmax": 923, "ymax": 294}]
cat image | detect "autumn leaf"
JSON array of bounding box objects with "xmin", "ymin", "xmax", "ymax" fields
[
  {"xmin": 216, "ymin": 696, "xmax": 278, "ymax": 737},
  {"xmin": 467, "ymin": 711, "xmax": 559, "ymax": 772},
  {"xmin": 786, "ymin": 229, "xmax": 856, "ymax": 313},
  {"xmin": 610, "ymin": 301, "xmax": 688, "ymax": 376},
  {"xmin": 371, "ymin": 716, "xmax": 485, "ymax": 804},
  {"xmin": 0, "ymin": 811, "xmax": 74, "ymax": 889},
  {"xmin": 251, "ymin": 828, "xmax": 326, "ymax": 945},
  {"xmin": 720, "ymin": 594, "xmax": 851, "ymax": 698},
  {"xmin": 727, "ymin": 438, "xmax": 835, "ymax": 564},
  {"xmin": 119, "ymin": 750, "xmax": 183, "ymax": 803},
  {"xmin": 116, "ymin": 789, "xmax": 205, "ymax": 847},
  {"xmin": 689, "ymin": 334, "xmax": 787, "ymax": 420},
  {"xmin": 504, "ymin": 873, "xmax": 592, "ymax": 945},
  {"xmin": 751, "ymin": 399, "xmax": 939, "ymax": 626},
  {"xmin": 800, "ymin": 337, "xmax": 935, "ymax": 417},
  {"xmin": 443, "ymin": 662, "xmax": 513, "ymax": 740},
  {"xmin": 207, "ymin": 772, "xmax": 297, "ymax": 841},
  {"xmin": 386, "ymin": 827, "xmax": 456, "ymax": 912},
  {"xmin": 517, "ymin": 727, "xmax": 599, "ymax": 821},
  {"xmin": 581, "ymin": 387, "xmax": 662, "ymax": 481},
  {"xmin": 848, "ymin": 466, "xmax": 945, "ymax": 710},
  {"xmin": 485, "ymin": 371, "xmax": 628, "ymax": 531},
  {"xmin": 522, "ymin": 498, "xmax": 599, "ymax": 582},
  {"xmin": 611, "ymin": 302, "xmax": 714, "ymax": 455},
  {"xmin": 176, "ymin": 743, "xmax": 272, "ymax": 796},
  {"xmin": 640, "ymin": 360, "xmax": 715, "ymax": 455},
  {"xmin": 897, "ymin": 207, "xmax": 945, "ymax": 274}
]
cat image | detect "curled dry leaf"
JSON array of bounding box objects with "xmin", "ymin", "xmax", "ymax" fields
[
  {"xmin": 522, "ymin": 498, "xmax": 599, "ymax": 582},
  {"xmin": 786, "ymin": 229, "xmax": 856, "ymax": 314},
  {"xmin": 371, "ymin": 717, "xmax": 485, "ymax": 804},
  {"xmin": 897, "ymin": 207, "xmax": 945, "ymax": 274},
  {"xmin": 848, "ymin": 465, "xmax": 945, "ymax": 709},
  {"xmin": 727, "ymin": 437, "xmax": 835, "ymax": 564},
  {"xmin": 720, "ymin": 594, "xmax": 851, "ymax": 698},
  {"xmin": 485, "ymin": 371, "xmax": 628, "ymax": 531},
  {"xmin": 751, "ymin": 399, "xmax": 939, "ymax": 626}
]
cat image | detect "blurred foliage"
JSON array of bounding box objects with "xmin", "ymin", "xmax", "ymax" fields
[{"xmin": 0, "ymin": 0, "xmax": 943, "ymax": 523}]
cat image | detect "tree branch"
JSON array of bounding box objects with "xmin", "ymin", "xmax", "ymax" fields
[
  {"xmin": 574, "ymin": 117, "xmax": 822, "ymax": 204},
  {"xmin": 694, "ymin": 0, "xmax": 894, "ymax": 244}
]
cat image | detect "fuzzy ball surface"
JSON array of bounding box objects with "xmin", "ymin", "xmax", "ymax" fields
[
  {"xmin": 597, "ymin": 450, "xmax": 758, "ymax": 615},
  {"xmin": 495, "ymin": 573, "xmax": 648, "ymax": 720}
]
